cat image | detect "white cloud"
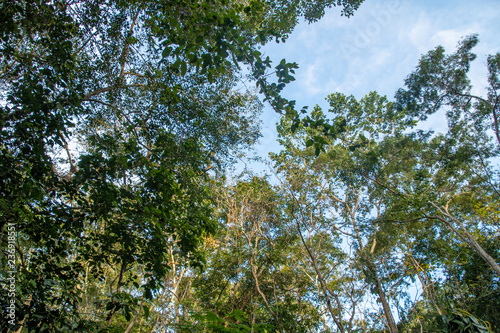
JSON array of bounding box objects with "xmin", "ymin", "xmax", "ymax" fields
[
  {"xmin": 432, "ymin": 30, "xmax": 471, "ymax": 50},
  {"xmin": 407, "ymin": 13, "xmax": 433, "ymax": 53},
  {"xmin": 260, "ymin": 0, "xmax": 500, "ymax": 122}
]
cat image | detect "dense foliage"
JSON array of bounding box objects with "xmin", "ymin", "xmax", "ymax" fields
[
  {"xmin": 270, "ymin": 35, "xmax": 500, "ymax": 332},
  {"xmin": 1, "ymin": 1, "xmax": 498, "ymax": 332},
  {"xmin": 0, "ymin": 0, "xmax": 364, "ymax": 331}
]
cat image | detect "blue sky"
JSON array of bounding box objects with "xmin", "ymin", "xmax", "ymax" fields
[{"xmin": 247, "ymin": 0, "xmax": 500, "ymax": 164}]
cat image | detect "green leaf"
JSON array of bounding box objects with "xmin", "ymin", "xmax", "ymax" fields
[
  {"xmin": 180, "ymin": 61, "xmax": 187, "ymax": 76},
  {"xmin": 143, "ymin": 305, "xmax": 150, "ymax": 319},
  {"xmin": 162, "ymin": 47, "xmax": 172, "ymax": 58}
]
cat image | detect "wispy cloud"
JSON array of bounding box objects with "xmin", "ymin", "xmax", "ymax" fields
[{"xmin": 255, "ymin": 0, "xmax": 500, "ymax": 156}]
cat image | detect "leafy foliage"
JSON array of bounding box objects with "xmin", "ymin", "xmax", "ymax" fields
[
  {"xmin": 0, "ymin": 0, "xmax": 364, "ymax": 331},
  {"xmin": 4, "ymin": 2, "xmax": 498, "ymax": 333},
  {"xmin": 273, "ymin": 36, "xmax": 500, "ymax": 332}
]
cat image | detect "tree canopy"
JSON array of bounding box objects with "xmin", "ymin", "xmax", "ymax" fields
[
  {"xmin": 1, "ymin": 1, "xmax": 499, "ymax": 333},
  {"xmin": 0, "ymin": 0, "xmax": 364, "ymax": 331},
  {"xmin": 270, "ymin": 35, "xmax": 500, "ymax": 331}
]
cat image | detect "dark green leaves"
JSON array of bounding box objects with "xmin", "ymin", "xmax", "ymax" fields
[{"xmin": 0, "ymin": 0, "xmax": 366, "ymax": 331}]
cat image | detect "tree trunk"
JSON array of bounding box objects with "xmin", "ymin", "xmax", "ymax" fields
[
  {"xmin": 364, "ymin": 257, "xmax": 399, "ymax": 333},
  {"xmin": 448, "ymin": 214, "xmax": 500, "ymax": 275},
  {"xmin": 430, "ymin": 202, "xmax": 500, "ymax": 276},
  {"xmin": 296, "ymin": 221, "xmax": 346, "ymax": 333},
  {"xmin": 123, "ymin": 301, "xmax": 144, "ymax": 333}
]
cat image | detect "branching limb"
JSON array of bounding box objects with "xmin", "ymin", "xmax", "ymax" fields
[{"xmin": 429, "ymin": 201, "xmax": 500, "ymax": 275}]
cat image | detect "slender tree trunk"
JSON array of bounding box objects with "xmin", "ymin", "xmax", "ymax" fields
[
  {"xmin": 295, "ymin": 220, "xmax": 346, "ymax": 333},
  {"xmin": 448, "ymin": 214, "xmax": 500, "ymax": 275},
  {"xmin": 123, "ymin": 301, "xmax": 144, "ymax": 333},
  {"xmin": 430, "ymin": 202, "xmax": 500, "ymax": 275},
  {"xmin": 250, "ymin": 259, "xmax": 284, "ymax": 333},
  {"xmin": 406, "ymin": 253, "xmax": 443, "ymax": 316},
  {"xmin": 349, "ymin": 199, "xmax": 399, "ymax": 333},
  {"xmin": 364, "ymin": 257, "xmax": 399, "ymax": 333},
  {"xmin": 107, "ymin": 260, "xmax": 126, "ymax": 327}
]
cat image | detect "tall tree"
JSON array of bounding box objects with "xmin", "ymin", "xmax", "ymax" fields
[
  {"xmin": 189, "ymin": 176, "xmax": 325, "ymax": 332},
  {"xmin": 279, "ymin": 35, "xmax": 500, "ymax": 331},
  {"xmin": 273, "ymin": 98, "xmax": 407, "ymax": 332},
  {"xmin": 0, "ymin": 0, "xmax": 364, "ymax": 331}
]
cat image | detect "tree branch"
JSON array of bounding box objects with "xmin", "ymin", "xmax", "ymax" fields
[
  {"xmin": 429, "ymin": 202, "xmax": 500, "ymax": 275},
  {"xmin": 83, "ymin": 83, "xmax": 146, "ymax": 100},
  {"xmin": 119, "ymin": 7, "xmax": 142, "ymax": 79}
]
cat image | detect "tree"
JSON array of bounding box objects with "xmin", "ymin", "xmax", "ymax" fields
[
  {"xmin": 392, "ymin": 34, "xmax": 500, "ymax": 275},
  {"xmin": 273, "ymin": 97, "xmax": 408, "ymax": 332},
  {"xmin": 0, "ymin": 0, "xmax": 365, "ymax": 331},
  {"xmin": 188, "ymin": 176, "xmax": 324, "ymax": 332},
  {"xmin": 279, "ymin": 35, "xmax": 500, "ymax": 331}
]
